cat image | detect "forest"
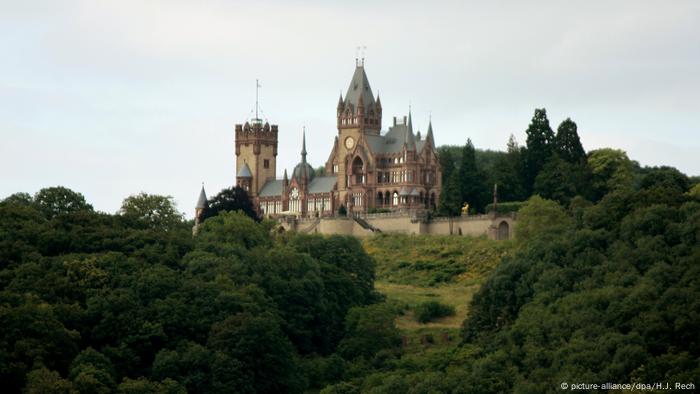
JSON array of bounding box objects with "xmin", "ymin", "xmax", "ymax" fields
[{"xmin": 1, "ymin": 108, "xmax": 699, "ymax": 393}]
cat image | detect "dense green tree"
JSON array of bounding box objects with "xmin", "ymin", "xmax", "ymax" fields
[
  {"xmin": 437, "ymin": 146, "xmax": 458, "ymax": 181},
  {"xmin": 522, "ymin": 109, "xmax": 555, "ymax": 194},
  {"xmin": 458, "ymin": 139, "xmax": 487, "ymax": 212},
  {"xmin": 34, "ymin": 186, "xmax": 93, "ymax": 219},
  {"xmin": 491, "ymin": 135, "xmax": 527, "ymax": 203},
  {"xmin": 119, "ymin": 193, "xmax": 184, "ymax": 231},
  {"xmin": 438, "ymin": 172, "xmax": 463, "ymax": 216},
  {"xmin": 1, "ymin": 192, "xmax": 33, "ymax": 206},
  {"xmin": 689, "ymin": 183, "xmax": 700, "ymax": 198},
  {"xmin": 117, "ymin": 377, "xmax": 185, "ymax": 394},
  {"xmin": 207, "ymin": 312, "xmax": 302, "ymax": 393},
  {"xmin": 23, "ymin": 367, "xmax": 72, "ymax": 394},
  {"xmin": 554, "ymin": 118, "xmax": 586, "ymax": 165},
  {"xmin": 201, "ymin": 186, "xmax": 258, "ymax": 222},
  {"xmin": 587, "ymin": 148, "xmax": 635, "ymax": 200},
  {"xmin": 337, "ymin": 304, "xmax": 401, "ymax": 360},
  {"xmin": 534, "ymin": 156, "xmax": 590, "ymax": 205},
  {"xmin": 515, "ymin": 195, "xmax": 572, "ymax": 242}
]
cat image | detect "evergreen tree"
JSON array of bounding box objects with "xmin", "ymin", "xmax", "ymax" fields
[
  {"xmin": 458, "ymin": 139, "xmax": 486, "ymax": 212},
  {"xmin": 522, "ymin": 109, "xmax": 555, "ymax": 194},
  {"xmin": 438, "ymin": 172, "xmax": 463, "ymax": 217},
  {"xmin": 492, "ymin": 134, "xmax": 527, "ymax": 202},
  {"xmin": 554, "ymin": 118, "xmax": 586, "ymax": 165},
  {"xmin": 437, "ymin": 146, "xmax": 457, "ymax": 183}
]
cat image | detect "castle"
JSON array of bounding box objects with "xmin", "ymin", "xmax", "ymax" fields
[
  {"xmin": 194, "ymin": 60, "xmax": 514, "ymax": 240},
  {"xmin": 231, "ymin": 59, "xmax": 442, "ymax": 218}
]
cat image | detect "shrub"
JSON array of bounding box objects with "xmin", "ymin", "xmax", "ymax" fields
[
  {"xmin": 484, "ymin": 201, "xmax": 524, "ymax": 214},
  {"xmin": 414, "ymin": 301, "xmax": 455, "ymax": 323}
]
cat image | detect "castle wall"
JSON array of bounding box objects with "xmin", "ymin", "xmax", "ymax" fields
[{"xmin": 282, "ymin": 214, "xmax": 515, "ymax": 240}]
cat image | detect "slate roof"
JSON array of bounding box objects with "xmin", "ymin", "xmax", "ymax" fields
[
  {"xmin": 410, "ymin": 188, "xmax": 420, "ymax": 196},
  {"xmin": 237, "ymin": 163, "xmax": 253, "ymax": 178},
  {"xmin": 259, "ymin": 180, "xmax": 284, "ymax": 197},
  {"xmin": 258, "ymin": 176, "xmax": 336, "ymax": 197},
  {"xmin": 365, "ymin": 122, "xmax": 417, "ymax": 154},
  {"xmin": 195, "ymin": 186, "xmax": 208, "ymax": 209},
  {"xmin": 308, "ymin": 176, "xmax": 337, "ymax": 194},
  {"xmin": 344, "ymin": 65, "xmax": 375, "ymax": 109}
]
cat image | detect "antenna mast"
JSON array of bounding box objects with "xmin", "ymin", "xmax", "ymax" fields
[{"xmin": 255, "ymin": 79, "xmax": 260, "ymax": 121}]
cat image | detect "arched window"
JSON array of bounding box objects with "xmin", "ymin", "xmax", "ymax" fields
[
  {"xmin": 393, "ymin": 191, "xmax": 399, "ymax": 206},
  {"xmin": 352, "ymin": 157, "xmax": 364, "ymax": 185}
]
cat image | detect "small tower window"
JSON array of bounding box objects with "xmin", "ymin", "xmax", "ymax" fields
[{"xmin": 264, "ymin": 159, "xmax": 270, "ymax": 169}]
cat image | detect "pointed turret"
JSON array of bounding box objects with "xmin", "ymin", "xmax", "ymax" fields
[
  {"xmin": 283, "ymin": 169, "xmax": 289, "ymax": 186},
  {"xmin": 293, "ymin": 128, "xmax": 315, "ymax": 183},
  {"xmin": 426, "ymin": 119, "xmax": 435, "ymax": 148},
  {"xmin": 194, "ymin": 184, "xmax": 208, "ymax": 231},
  {"xmin": 301, "ymin": 128, "xmax": 307, "ymax": 164},
  {"xmin": 195, "ymin": 185, "xmax": 208, "ymax": 209},
  {"xmin": 338, "ymin": 61, "xmax": 381, "ymax": 133},
  {"xmin": 344, "ymin": 63, "xmax": 375, "ymax": 109}
]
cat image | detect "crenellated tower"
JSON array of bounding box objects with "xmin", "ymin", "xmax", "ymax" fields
[{"xmin": 234, "ymin": 120, "xmax": 278, "ymax": 197}]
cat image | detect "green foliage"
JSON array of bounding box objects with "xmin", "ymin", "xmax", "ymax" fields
[
  {"xmin": 484, "ymin": 201, "xmax": 524, "ymax": 214},
  {"xmin": 587, "ymin": 148, "xmax": 635, "ymax": 200},
  {"xmin": 458, "ymin": 139, "xmax": 488, "ymax": 212},
  {"xmin": 414, "ymin": 301, "xmax": 455, "ymax": 323},
  {"xmin": 438, "ymin": 172, "xmax": 463, "ymax": 217},
  {"xmin": 24, "ymin": 367, "xmax": 72, "ymax": 394},
  {"xmin": 337, "ymin": 304, "xmax": 402, "ymax": 360},
  {"xmin": 515, "ymin": 195, "xmax": 572, "ymax": 242},
  {"xmin": 0, "ymin": 187, "xmax": 381, "ymax": 393},
  {"xmin": 689, "ymin": 183, "xmax": 700, "ymax": 198},
  {"xmin": 117, "ymin": 377, "xmax": 186, "ymax": 394},
  {"xmin": 119, "ymin": 193, "xmax": 184, "ymax": 231},
  {"xmin": 534, "ymin": 155, "xmax": 590, "ymax": 205},
  {"xmin": 490, "ymin": 135, "xmax": 527, "ymax": 203},
  {"xmin": 363, "ymin": 234, "xmax": 512, "ymax": 286},
  {"xmin": 523, "ymin": 108, "xmax": 555, "ymax": 194},
  {"xmin": 201, "ymin": 186, "xmax": 258, "ymax": 222},
  {"xmin": 554, "ymin": 118, "xmax": 586, "ymax": 165},
  {"xmin": 34, "ymin": 186, "xmax": 93, "ymax": 219}
]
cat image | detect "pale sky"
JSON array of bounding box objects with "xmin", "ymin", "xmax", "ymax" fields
[{"xmin": 1, "ymin": 0, "xmax": 698, "ymax": 217}]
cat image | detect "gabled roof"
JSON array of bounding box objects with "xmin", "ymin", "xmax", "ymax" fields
[
  {"xmin": 365, "ymin": 122, "xmax": 415, "ymax": 154},
  {"xmin": 344, "ymin": 65, "xmax": 375, "ymax": 109},
  {"xmin": 308, "ymin": 176, "xmax": 337, "ymax": 194},
  {"xmin": 259, "ymin": 179, "xmax": 284, "ymax": 197},
  {"xmin": 195, "ymin": 186, "xmax": 208, "ymax": 209},
  {"xmin": 237, "ymin": 162, "xmax": 253, "ymax": 178},
  {"xmin": 399, "ymin": 187, "xmax": 410, "ymax": 196}
]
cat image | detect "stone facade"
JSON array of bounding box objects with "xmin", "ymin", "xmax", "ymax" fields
[
  {"xmin": 233, "ymin": 59, "xmax": 442, "ymax": 219},
  {"xmin": 277, "ymin": 212, "xmax": 516, "ymax": 240}
]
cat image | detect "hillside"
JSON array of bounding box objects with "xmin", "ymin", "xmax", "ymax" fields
[{"xmin": 364, "ymin": 234, "xmax": 513, "ymax": 353}]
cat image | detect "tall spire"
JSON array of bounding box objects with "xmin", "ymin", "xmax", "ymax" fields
[
  {"xmin": 407, "ymin": 106, "xmax": 413, "ymax": 133},
  {"xmin": 427, "ymin": 118, "xmax": 435, "ymax": 148},
  {"xmin": 301, "ymin": 127, "xmax": 307, "ymax": 164},
  {"xmin": 195, "ymin": 184, "xmax": 208, "ymax": 209}
]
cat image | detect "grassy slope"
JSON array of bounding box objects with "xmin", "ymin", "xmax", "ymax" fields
[{"xmin": 363, "ymin": 234, "xmax": 513, "ymax": 352}]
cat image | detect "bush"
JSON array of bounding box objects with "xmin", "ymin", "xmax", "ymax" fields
[
  {"xmin": 414, "ymin": 301, "xmax": 455, "ymax": 323},
  {"xmin": 484, "ymin": 201, "xmax": 524, "ymax": 214}
]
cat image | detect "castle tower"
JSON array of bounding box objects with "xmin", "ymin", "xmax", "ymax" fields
[
  {"xmin": 335, "ymin": 59, "xmax": 381, "ymax": 205},
  {"xmin": 193, "ymin": 185, "xmax": 208, "ymax": 234},
  {"xmin": 234, "ymin": 120, "xmax": 278, "ymax": 197}
]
